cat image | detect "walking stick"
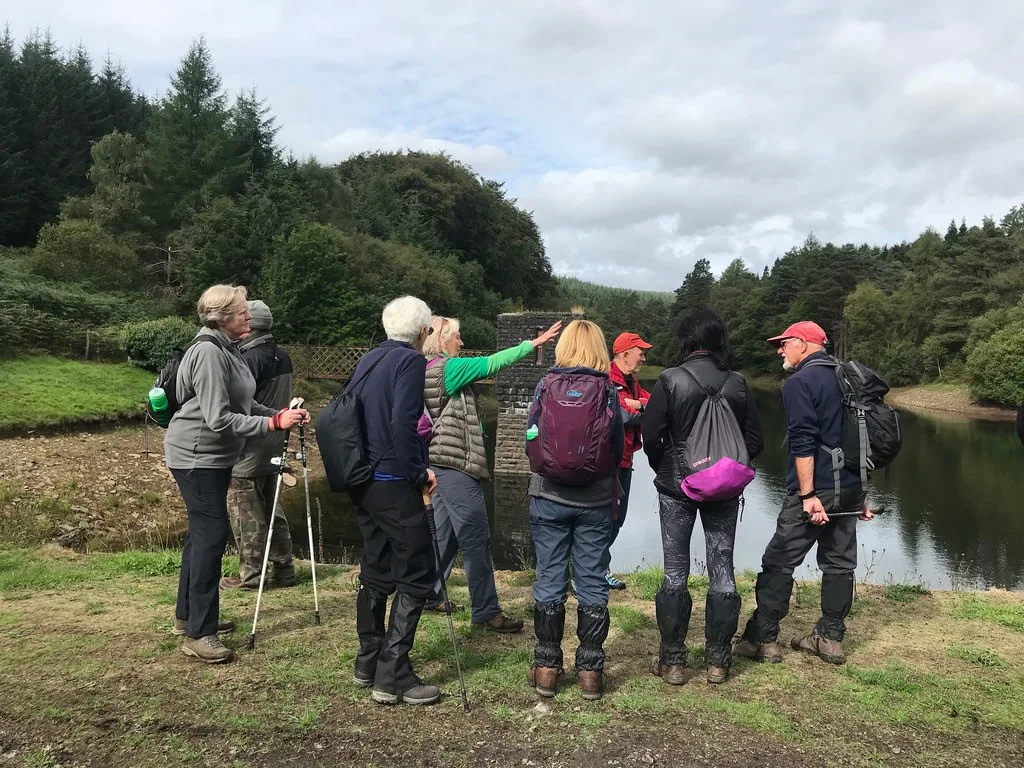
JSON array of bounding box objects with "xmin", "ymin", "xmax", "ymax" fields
[
  {"xmin": 800, "ymin": 506, "xmax": 888, "ymax": 522},
  {"xmin": 297, "ymin": 424, "xmax": 321, "ymax": 626},
  {"xmin": 423, "ymin": 489, "xmax": 470, "ymax": 711},
  {"xmin": 246, "ymin": 430, "xmax": 291, "ymax": 650}
]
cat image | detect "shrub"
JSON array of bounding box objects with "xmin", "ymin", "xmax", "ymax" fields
[
  {"xmin": 966, "ymin": 323, "xmax": 1024, "ymax": 405},
  {"xmin": 119, "ymin": 317, "xmax": 198, "ymax": 371}
]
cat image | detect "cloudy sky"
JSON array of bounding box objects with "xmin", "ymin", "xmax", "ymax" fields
[{"xmin": 9, "ymin": 1, "xmax": 1024, "ymax": 289}]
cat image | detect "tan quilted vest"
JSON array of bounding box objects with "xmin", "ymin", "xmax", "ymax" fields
[{"xmin": 424, "ymin": 358, "xmax": 489, "ymax": 481}]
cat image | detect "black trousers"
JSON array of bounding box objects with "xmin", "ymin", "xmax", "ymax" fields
[
  {"xmin": 352, "ymin": 479, "xmax": 437, "ymax": 600},
  {"xmin": 172, "ymin": 467, "xmax": 233, "ymax": 639},
  {"xmin": 744, "ymin": 485, "xmax": 866, "ymax": 643}
]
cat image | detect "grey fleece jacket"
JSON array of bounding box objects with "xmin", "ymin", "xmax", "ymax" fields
[
  {"xmin": 232, "ymin": 331, "xmax": 294, "ymax": 478},
  {"xmin": 164, "ymin": 326, "xmax": 277, "ymax": 470}
]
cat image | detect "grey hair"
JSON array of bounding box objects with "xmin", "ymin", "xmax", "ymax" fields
[
  {"xmin": 382, "ymin": 295, "xmax": 432, "ymax": 342},
  {"xmin": 197, "ymin": 284, "xmax": 247, "ymax": 328}
]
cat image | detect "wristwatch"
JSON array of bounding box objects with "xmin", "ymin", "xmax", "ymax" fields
[{"xmin": 798, "ymin": 490, "xmax": 817, "ymax": 501}]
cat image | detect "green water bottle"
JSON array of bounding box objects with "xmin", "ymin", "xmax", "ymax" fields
[
  {"xmin": 526, "ymin": 425, "xmax": 539, "ymax": 441},
  {"xmin": 148, "ymin": 386, "xmax": 170, "ymax": 426}
]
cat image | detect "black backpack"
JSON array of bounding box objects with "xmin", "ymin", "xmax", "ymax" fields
[
  {"xmin": 315, "ymin": 349, "xmax": 394, "ymax": 492},
  {"xmin": 805, "ymin": 357, "xmax": 902, "ymax": 490},
  {"xmin": 147, "ymin": 336, "xmax": 230, "ymax": 428}
]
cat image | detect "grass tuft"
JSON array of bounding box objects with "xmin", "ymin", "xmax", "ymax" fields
[
  {"xmin": 883, "ymin": 583, "xmax": 931, "ymax": 602},
  {"xmin": 628, "ymin": 565, "xmax": 664, "ymax": 601},
  {"xmin": 947, "ymin": 645, "xmax": 1006, "ymax": 668}
]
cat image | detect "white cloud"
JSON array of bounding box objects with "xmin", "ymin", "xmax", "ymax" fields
[{"xmin": 8, "ymin": 1, "xmax": 1024, "ymax": 290}]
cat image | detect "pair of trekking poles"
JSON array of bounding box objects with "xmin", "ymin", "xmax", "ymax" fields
[{"xmin": 245, "ymin": 412, "xmax": 320, "ymax": 651}]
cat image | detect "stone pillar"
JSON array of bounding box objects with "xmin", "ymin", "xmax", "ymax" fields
[{"xmin": 490, "ymin": 310, "xmax": 580, "ymax": 568}]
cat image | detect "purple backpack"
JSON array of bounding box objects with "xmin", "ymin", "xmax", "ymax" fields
[
  {"xmin": 527, "ymin": 371, "xmax": 616, "ymax": 486},
  {"xmin": 678, "ymin": 370, "xmax": 755, "ymax": 503}
]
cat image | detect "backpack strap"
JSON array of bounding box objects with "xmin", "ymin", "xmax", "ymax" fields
[{"xmin": 343, "ymin": 347, "xmax": 396, "ymax": 397}]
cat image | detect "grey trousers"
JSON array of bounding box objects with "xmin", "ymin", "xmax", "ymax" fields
[{"xmin": 428, "ymin": 467, "xmax": 502, "ymax": 623}]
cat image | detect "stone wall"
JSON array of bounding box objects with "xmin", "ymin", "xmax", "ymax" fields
[{"xmin": 493, "ymin": 311, "xmax": 577, "ymax": 475}]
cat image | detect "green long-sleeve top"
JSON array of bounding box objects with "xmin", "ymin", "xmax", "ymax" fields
[{"xmin": 440, "ymin": 340, "xmax": 535, "ymax": 396}]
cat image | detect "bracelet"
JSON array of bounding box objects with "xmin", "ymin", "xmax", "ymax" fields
[{"xmin": 798, "ymin": 491, "xmax": 816, "ymax": 501}]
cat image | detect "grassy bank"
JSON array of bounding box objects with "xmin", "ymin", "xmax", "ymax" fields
[
  {"xmin": 0, "ymin": 356, "xmax": 153, "ymax": 432},
  {"xmin": 0, "ymin": 548, "xmax": 1021, "ymax": 767}
]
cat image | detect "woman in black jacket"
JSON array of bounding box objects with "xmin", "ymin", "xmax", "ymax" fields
[{"xmin": 642, "ymin": 309, "xmax": 764, "ymax": 685}]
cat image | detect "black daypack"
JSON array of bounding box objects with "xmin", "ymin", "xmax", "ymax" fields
[
  {"xmin": 315, "ymin": 349, "xmax": 394, "ymax": 492},
  {"xmin": 804, "ymin": 357, "xmax": 902, "ymax": 493},
  {"xmin": 147, "ymin": 336, "xmax": 230, "ymax": 428}
]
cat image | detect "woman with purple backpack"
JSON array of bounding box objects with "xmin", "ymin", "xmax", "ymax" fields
[
  {"xmin": 420, "ymin": 316, "xmax": 561, "ymax": 633},
  {"xmin": 642, "ymin": 309, "xmax": 764, "ymax": 685},
  {"xmin": 525, "ymin": 319, "xmax": 625, "ymax": 701}
]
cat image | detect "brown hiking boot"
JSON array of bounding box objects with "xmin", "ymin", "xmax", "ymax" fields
[
  {"xmin": 706, "ymin": 665, "xmax": 728, "ymax": 684},
  {"xmin": 648, "ymin": 657, "xmax": 686, "ymax": 685},
  {"xmin": 219, "ymin": 577, "xmax": 257, "ymax": 590},
  {"xmin": 181, "ymin": 635, "xmax": 234, "ymax": 664},
  {"xmin": 527, "ymin": 665, "xmax": 561, "ymax": 698},
  {"xmin": 172, "ymin": 618, "xmax": 234, "ymax": 636},
  {"xmin": 477, "ymin": 611, "xmax": 524, "ymax": 634},
  {"xmin": 732, "ymin": 637, "xmax": 784, "ymax": 663},
  {"xmin": 578, "ymin": 670, "xmax": 604, "ymax": 701},
  {"xmin": 791, "ymin": 633, "xmax": 846, "ymax": 665}
]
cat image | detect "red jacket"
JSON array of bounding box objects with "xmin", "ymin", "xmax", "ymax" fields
[{"xmin": 610, "ymin": 361, "xmax": 650, "ymax": 469}]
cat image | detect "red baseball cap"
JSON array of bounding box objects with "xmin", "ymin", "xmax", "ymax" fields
[
  {"xmin": 612, "ymin": 332, "xmax": 653, "ymax": 355},
  {"xmin": 766, "ymin": 321, "xmax": 828, "ymax": 347}
]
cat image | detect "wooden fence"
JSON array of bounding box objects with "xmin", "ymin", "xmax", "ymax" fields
[{"xmin": 280, "ymin": 345, "xmax": 495, "ymax": 380}]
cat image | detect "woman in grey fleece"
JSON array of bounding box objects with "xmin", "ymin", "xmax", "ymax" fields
[{"xmin": 166, "ymin": 285, "xmax": 308, "ymax": 664}]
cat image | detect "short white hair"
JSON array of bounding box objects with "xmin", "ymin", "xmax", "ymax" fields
[{"xmin": 382, "ymin": 295, "xmax": 432, "ymax": 342}]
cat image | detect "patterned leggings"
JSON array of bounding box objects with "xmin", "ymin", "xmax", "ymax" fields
[{"xmin": 658, "ymin": 493, "xmax": 740, "ymax": 593}]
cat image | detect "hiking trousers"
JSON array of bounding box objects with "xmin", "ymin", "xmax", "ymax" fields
[
  {"xmin": 530, "ymin": 497, "xmax": 612, "ymax": 607},
  {"xmin": 743, "ymin": 485, "xmax": 865, "ymax": 643},
  {"xmin": 427, "ymin": 467, "xmax": 502, "ymax": 623},
  {"xmin": 172, "ymin": 467, "xmax": 232, "ymax": 639},
  {"xmin": 228, "ymin": 475, "xmax": 294, "ymax": 587}
]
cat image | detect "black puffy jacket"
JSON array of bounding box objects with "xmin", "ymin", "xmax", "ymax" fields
[{"xmin": 642, "ymin": 352, "xmax": 765, "ymax": 500}]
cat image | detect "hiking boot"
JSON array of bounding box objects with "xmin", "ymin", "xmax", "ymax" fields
[
  {"xmin": 706, "ymin": 665, "xmax": 728, "ymax": 684},
  {"xmin": 219, "ymin": 577, "xmax": 257, "ymax": 590},
  {"xmin": 605, "ymin": 572, "xmax": 627, "ymax": 590},
  {"xmin": 578, "ymin": 670, "xmax": 604, "ymax": 701},
  {"xmin": 648, "ymin": 657, "xmax": 686, "ymax": 685},
  {"xmin": 371, "ymin": 680, "xmax": 441, "ymax": 706},
  {"xmin": 424, "ymin": 599, "xmax": 461, "ymax": 614},
  {"xmin": 732, "ymin": 637, "xmax": 783, "ymax": 663},
  {"xmin": 181, "ymin": 635, "xmax": 234, "ymax": 664},
  {"xmin": 172, "ymin": 618, "xmax": 234, "ymax": 636},
  {"xmin": 352, "ymin": 668, "xmax": 374, "ymax": 688},
  {"xmin": 272, "ymin": 576, "xmax": 297, "ymax": 588},
  {"xmin": 528, "ymin": 665, "xmax": 562, "ymax": 698},
  {"xmin": 791, "ymin": 633, "xmax": 846, "ymax": 665},
  {"xmin": 477, "ymin": 611, "xmax": 524, "ymax": 634}
]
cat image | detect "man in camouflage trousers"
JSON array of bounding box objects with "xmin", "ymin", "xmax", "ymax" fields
[{"xmin": 221, "ymin": 300, "xmax": 297, "ymax": 589}]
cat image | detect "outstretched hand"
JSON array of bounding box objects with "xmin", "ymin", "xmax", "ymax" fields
[{"xmin": 532, "ymin": 321, "xmax": 562, "ymax": 347}]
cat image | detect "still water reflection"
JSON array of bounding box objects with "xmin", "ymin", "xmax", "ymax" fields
[{"xmin": 286, "ymin": 387, "xmax": 1023, "ymax": 590}]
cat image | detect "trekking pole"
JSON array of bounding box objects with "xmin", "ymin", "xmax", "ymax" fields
[
  {"xmin": 246, "ymin": 431, "xmax": 291, "ymax": 651},
  {"xmin": 297, "ymin": 424, "xmax": 321, "ymax": 626},
  {"xmin": 800, "ymin": 506, "xmax": 888, "ymax": 522},
  {"xmin": 423, "ymin": 488, "xmax": 470, "ymax": 712}
]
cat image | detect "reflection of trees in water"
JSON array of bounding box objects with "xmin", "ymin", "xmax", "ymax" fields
[{"xmin": 754, "ymin": 390, "xmax": 1023, "ymax": 588}]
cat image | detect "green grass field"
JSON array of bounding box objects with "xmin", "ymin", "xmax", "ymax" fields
[
  {"xmin": 0, "ymin": 549, "xmax": 1021, "ymax": 767},
  {"xmin": 0, "ymin": 356, "xmax": 153, "ymax": 431}
]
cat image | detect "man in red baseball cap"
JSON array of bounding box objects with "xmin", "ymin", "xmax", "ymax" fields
[
  {"xmin": 604, "ymin": 332, "xmax": 653, "ymax": 589},
  {"xmin": 734, "ymin": 319, "xmax": 872, "ymax": 667}
]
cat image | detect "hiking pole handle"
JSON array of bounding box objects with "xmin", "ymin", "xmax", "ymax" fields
[{"xmin": 800, "ymin": 506, "xmax": 887, "ymax": 522}]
